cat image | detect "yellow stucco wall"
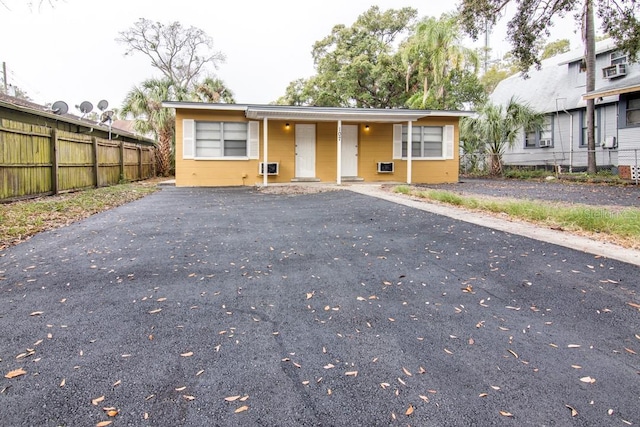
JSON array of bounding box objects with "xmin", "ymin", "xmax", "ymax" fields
[{"xmin": 174, "ymin": 109, "xmax": 460, "ymax": 186}]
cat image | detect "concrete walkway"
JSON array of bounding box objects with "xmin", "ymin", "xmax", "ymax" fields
[{"xmin": 345, "ymin": 184, "xmax": 640, "ymax": 267}]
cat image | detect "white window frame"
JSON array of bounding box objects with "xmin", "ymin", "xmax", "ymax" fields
[
  {"xmin": 396, "ymin": 125, "xmax": 453, "ymax": 160},
  {"xmin": 611, "ymin": 51, "xmax": 627, "ymax": 66},
  {"xmin": 182, "ymin": 119, "xmax": 259, "ymax": 160}
]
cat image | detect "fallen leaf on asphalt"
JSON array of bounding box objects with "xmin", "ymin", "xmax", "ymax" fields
[
  {"xmin": 345, "ymin": 371, "xmax": 358, "ymax": 377},
  {"xmin": 306, "ymin": 292, "xmax": 314, "ymax": 300},
  {"xmin": 327, "ymin": 388, "xmax": 332, "ymax": 395},
  {"xmin": 225, "ymin": 395, "xmax": 241, "ymax": 402},
  {"xmin": 565, "ymin": 405, "xmax": 578, "ymax": 417},
  {"xmin": 491, "ymin": 386, "xmax": 501, "ymax": 390},
  {"xmin": 92, "ymin": 396, "xmax": 105, "ymax": 405},
  {"xmin": 567, "ymin": 344, "xmax": 581, "ymax": 348},
  {"xmin": 175, "ymin": 386, "xmax": 187, "ymax": 391},
  {"xmin": 240, "ymin": 395, "xmax": 249, "ymax": 401},
  {"xmin": 571, "ymin": 365, "xmax": 582, "ymax": 369},
  {"xmin": 112, "ymin": 380, "xmax": 121, "ymax": 387},
  {"xmin": 157, "ymin": 297, "xmax": 167, "ymax": 302},
  {"xmin": 356, "ymin": 296, "xmax": 366, "ymax": 301},
  {"xmin": 148, "ymin": 309, "xmax": 162, "ymax": 314},
  {"xmin": 418, "ymin": 366, "xmax": 426, "ymax": 374},
  {"xmin": 324, "ymin": 364, "xmax": 335, "ymax": 369},
  {"xmin": 419, "ymin": 395, "xmax": 429, "ymax": 402},
  {"xmin": 180, "ymin": 352, "xmax": 193, "ymax": 357},
  {"xmin": 624, "ymin": 348, "xmax": 636, "ymax": 355},
  {"xmin": 580, "ymin": 376, "xmax": 596, "ymax": 384},
  {"xmin": 183, "ymin": 395, "xmax": 195, "ymax": 401},
  {"xmin": 444, "ymin": 348, "xmax": 453, "ymax": 354},
  {"xmin": 380, "ymin": 383, "xmax": 390, "ymax": 389},
  {"xmin": 627, "ymin": 302, "xmax": 640, "ymax": 309},
  {"xmin": 5, "ymin": 368, "xmax": 27, "ymax": 379},
  {"xmin": 402, "ymin": 367, "xmax": 412, "ymax": 377},
  {"xmin": 196, "ymin": 370, "xmax": 205, "ymax": 376},
  {"xmin": 405, "ymin": 405, "xmax": 414, "ymax": 416},
  {"xmin": 235, "ymin": 405, "xmax": 249, "ymax": 413},
  {"xmin": 499, "ymin": 411, "xmax": 513, "ymax": 417},
  {"xmin": 96, "ymin": 421, "xmax": 112, "ymax": 427},
  {"xmin": 507, "ymin": 349, "xmax": 519, "ymax": 358},
  {"xmin": 479, "ymin": 393, "xmax": 488, "ymax": 398},
  {"xmin": 30, "ymin": 311, "xmax": 44, "ymax": 316},
  {"xmin": 60, "ymin": 378, "xmax": 66, "ymax": 387}
]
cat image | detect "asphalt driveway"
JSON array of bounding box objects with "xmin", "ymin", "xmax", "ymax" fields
[{"xmin": 1, "ymin": 187, "xmax": 638, "ymax": 426}]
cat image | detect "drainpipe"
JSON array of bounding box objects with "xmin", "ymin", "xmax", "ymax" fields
[
  {"xmin": 407, "ymin": 120, "xmax": 412, "ymax": 184},
  {"xmin": 263, "ymin": 117, "xmax": 268, "ymax": 187},
  {"xmin": 562, "ymin": 108, "xmax": 573, "ymax": 174},
  {"xmin": 337, "ymin": 120, "xmax": 342, "ymax": 185}
]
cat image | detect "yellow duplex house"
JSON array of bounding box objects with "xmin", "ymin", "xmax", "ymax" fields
[{"xmin": 161, "ymin": 102, "xmax": 472, "ymax": 187}]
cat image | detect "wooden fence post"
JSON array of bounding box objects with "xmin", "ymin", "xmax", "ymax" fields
[
  {"xmin": 119, "ymin": 140, "xmax": 125, "ymax": 182},
  {"xmin": 51, "ymin": 128, "xmax": 59, "ymax": 195},
  {"xmin": 137, "ymin": 145, "xmax": 143, "ymax": 180},
  {"xmin": 92, "ymin": 136, "xmax": 99, "ymax": 188}
]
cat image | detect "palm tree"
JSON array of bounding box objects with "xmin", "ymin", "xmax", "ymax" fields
[
  {"xmin": 192, "ymin": 77, "xmax": 235, "ymax": 103},
  {"xmin": 461, "ymin": 98, "xmax": 544, "ymax": 175},
  {"xmin": 121, "ymin": 78, "xmax": 186, "ymax": 176},
  {"xmin": 403, "ymin": 14, "xmax": 478, "ymax": 109}
]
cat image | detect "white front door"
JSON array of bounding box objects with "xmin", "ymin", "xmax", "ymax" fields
[
  {"xmin": 341, "ymin": 125, "xmax": 358, "ymax": 177},
  {"xmin": 295, "ymin": 124, "xmax": 316, "ymax": 178}
]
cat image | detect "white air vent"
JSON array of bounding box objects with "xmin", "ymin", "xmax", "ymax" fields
[
  {"xmin": 377, "ymin": 162, "xmax": 394, "ymax": 173},
  {"xmin": 602, "ymin": 63, "xmax": 627, "ymax": 79},
  {"xmin": 259, "ymin": 162, "xmax": 279, "ymax": 175},
  {"xmin": 602, "ymin": 136, "xmax": 617, "ymax": 149},
  {"xmin": 539, "ymin": 139, "xmax": 552, "ymax": 148}
]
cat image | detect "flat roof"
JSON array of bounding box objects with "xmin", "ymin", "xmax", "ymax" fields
[{"xmin": 161, "ymin": 102, "xmax": 474, "ymax": 122}]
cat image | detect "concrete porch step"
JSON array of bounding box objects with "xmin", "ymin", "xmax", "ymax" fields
[{"xmin": 291, "ymin": 177, "xmax": 321, "ymax": 182}]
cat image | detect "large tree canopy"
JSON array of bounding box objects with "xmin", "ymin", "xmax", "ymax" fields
[
  {"xmin": 117, "ymin": 18, "xmax": 226, "ymax": 90},
  {"xmin": 308, "ymin": 6, "xmax": 417, "ymax": 108}
]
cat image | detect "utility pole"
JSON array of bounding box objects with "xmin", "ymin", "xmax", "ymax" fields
[{"xmin": 2, "ymin": 61, "xmax": 8, "ymax": 92}]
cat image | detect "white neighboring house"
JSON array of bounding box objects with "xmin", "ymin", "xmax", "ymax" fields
[{"xmin": 490, "ymin": 39, "xmax": 640, "ymax": 180}]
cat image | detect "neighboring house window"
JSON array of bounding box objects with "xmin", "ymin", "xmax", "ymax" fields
[
  {"xmin": 580, "ymin": 109, "xmax": 601, "ymax": 147},
  {"xmin": 195, "ymin": 121, "xmax": 248, "ymax": 157},
  {"xmin": 524, "ymin": 116, "xmax": 552, "ymax": 148},
  {"xmin": 625, "ymin": 94, "xmax": 640, "ymax": 126},
  {"xmin": 401, "ymin": 126, "xmax": 443, "ymax": 158},
  {"xmin": 611, "ymin": 51, "xmax": 627, "ymax": 66}
]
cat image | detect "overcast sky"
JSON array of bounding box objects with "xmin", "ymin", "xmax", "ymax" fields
[{"xmin": 0, "ymin": 0, "xmax": 583, "ymax": 113}]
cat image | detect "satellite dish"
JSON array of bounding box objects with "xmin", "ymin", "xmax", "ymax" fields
[
  {"xmin": 99, "ymin": 110, "xmax": 115, "ymax": 124},
  {"xmin": 97, "ymin": 100, "xmax": 109, "ymax": 111},
  {"xmin": 79, "ymin": 101, "xmax": 93, "ymax": 115},
  {"xmin": 51, "ymin": 101, "xmax": 68, "ymax": 115}
]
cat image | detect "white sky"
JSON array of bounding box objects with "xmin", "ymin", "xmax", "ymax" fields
[{"xmin": 0, "ymin": 0, "xmax": 584, "ymax": 113}]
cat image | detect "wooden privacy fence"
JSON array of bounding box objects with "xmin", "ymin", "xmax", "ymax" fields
[{"xmin": 1, "ymin": 119, "xmax": 156, "ymax": 202}]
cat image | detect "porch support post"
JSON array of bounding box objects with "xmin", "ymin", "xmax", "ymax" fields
[
  {"xmin": 407, "ymin": 120, "xmax": 412, "ymax": 184},
  {"xmin": 263, "ymin": 117, "xmax": 269, "ymax": 187},
  {"xmin": 336, "ymin": 120, "xmax": 342, "ymax": 185}
]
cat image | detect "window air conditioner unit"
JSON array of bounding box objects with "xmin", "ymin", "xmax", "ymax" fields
[
  {"xmin": 259, "ymin": 162, "xmax": 279, "ymax": 175},
  {"xmin": 377, "ymin": 162, "xmax": 394, "ymax": 173},
  {"xmin": 602, "ymin": 136, "xmax": 617, "ymax": 149},
  {"xmin": 602, "ymin": 63, "xmax": 627, "ymax": 79},
  {"xmin": 539, "ymin": 139, "xmax": 552, "ymax": 148}
]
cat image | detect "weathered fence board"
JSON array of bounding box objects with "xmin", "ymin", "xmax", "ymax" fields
[{"xmin": 0, "ymin": 118, "xmax": 156, "ymax": 202}]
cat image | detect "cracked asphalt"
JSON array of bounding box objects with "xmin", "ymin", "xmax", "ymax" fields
[{"xmin": 1, "ymin": 186, "xmax": 638, "ymax": 426}]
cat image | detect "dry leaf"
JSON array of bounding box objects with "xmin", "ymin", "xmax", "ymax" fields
[
  {"xmin": 30, "ymin": 311, "xmax": 44, "ymax": 316},
  {"xmin": 112, "ymin": 380, "xmax": 121, "ymax": 387},
  {"xmin": 491, "ymin": 386, "xmax": 501, "ymax": 390},
  {"xmin": 419, "ymin": 395, "xmax": 429, "ymax": 402},
  {"xmin": 402, "ymin": 367, "xmax": 412, "ymax": 377},
  {"xmin": 105, "ymin": 410, "xmax": 118, "ymax": 417},
  {"xmin": 567, "ymin": 344, "xmax": 581, "ymax": 348},
  {"xmin": 580, "ymin": 376, "xmax": 596, "ymax": 384},
  {"xmin": 5, "ymin": 368, "xmax": 27, "ymax": 379},
  {"xmin": 239, "ymin": 395, "xmax": 249, "ymax": 402},
  {"xmin": 96, "ymin": 422, "xmax": 112, "ymax": 427},
  {"xmin": 92, "ymin": 396, "xmax": 105, "ymax": 406},
  {"xmin": 380, "ymin": 383, "xmax": 390, "ymax": 389},
  {"xmin": 444, "ymin": 348, "xmax": 453, "ymax": 355},
  {"xmin": 571, "ymin": 365, "xmax": 582, "ymax": 369},
  {"xmin": 60, "ymin": 378, "xmax": 66, "ymax": 387},
  {"xmin": 235, "ymin": 405, "xmax": 249, "ymax": 413},
  {"xmin": 225, "ymin": 395, "xmax": 241, "ymax": 402},
  {"xmin": 565, "ymin": 405, "xmax": 578, "ymax": 417},
  {"xmin": 306, "ymin": 292, "xmax": 314, "ymax": 300},
  {"xmin": 175, "ymin": 386, "xmax": 187, "ymax": 391},
  {"xmin": 180, "ymin": 352, "xmax": 193, "ymax": 357},
  {"xmin": 507, "ymin": 349, "xmax": 519, "ymax": 358},
  {"xmin": 627, "ymin": 302, "xmax": 640, "ymax": 309},
  {"xmin": 324, "ymin": 364, "xmax": 335, "ymax": 369},
  {"xmin": 479, "ymin": 393, "xmax": 488, "ymax": 398},
  {"xmin": 499, "ymin": 411, "xmax": 513, "ymax": 417},
  {"xmin": 157, "ymin": 297, "xmax": 167, "ymax": 302},
  {"xmin": 624, "ymin": 347, "xmax": 636, "ymax": 355},
  {"xmin": 405, "ymin": 405, "xmax": 414, "ymax": 416},
  {"xmin": 196, "ymin": 370, "xmax": 205, "ymax": 376},
  {"xmin": 183, "ymin": 395, "xmax": 196, "ymax": 401},
  {"xmin": 345, "ymin": 371, "xmax": 358, "ymax": 377},
  {"xmin": 148, "ymin": 309, "xmax": 162, "ymax": 314},
  {"xmin": 356, "ymin": 296, "xmax": 366, "ymax": 301}
]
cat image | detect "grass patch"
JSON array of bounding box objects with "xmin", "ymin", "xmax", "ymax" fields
[
  {"xmin": 1, "ymin": 181, "xmax": 160, "ymax": 249},
  {"xmin": 393, "ymin": 186, "xmax": 640, "ymax": 248}
]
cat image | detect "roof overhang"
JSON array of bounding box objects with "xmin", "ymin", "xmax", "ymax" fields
[
  {"xmin": 583, "ymin": 84, "xmax": 640, "ymax": 100},
  {"xmin": 161, "ymin": 102, "xmax": 473, "ymax": 122}
]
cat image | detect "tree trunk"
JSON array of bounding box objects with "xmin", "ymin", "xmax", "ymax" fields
[{"xmin": 585, "ymin": 0, "xmax": 597, "ymax": 174}]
